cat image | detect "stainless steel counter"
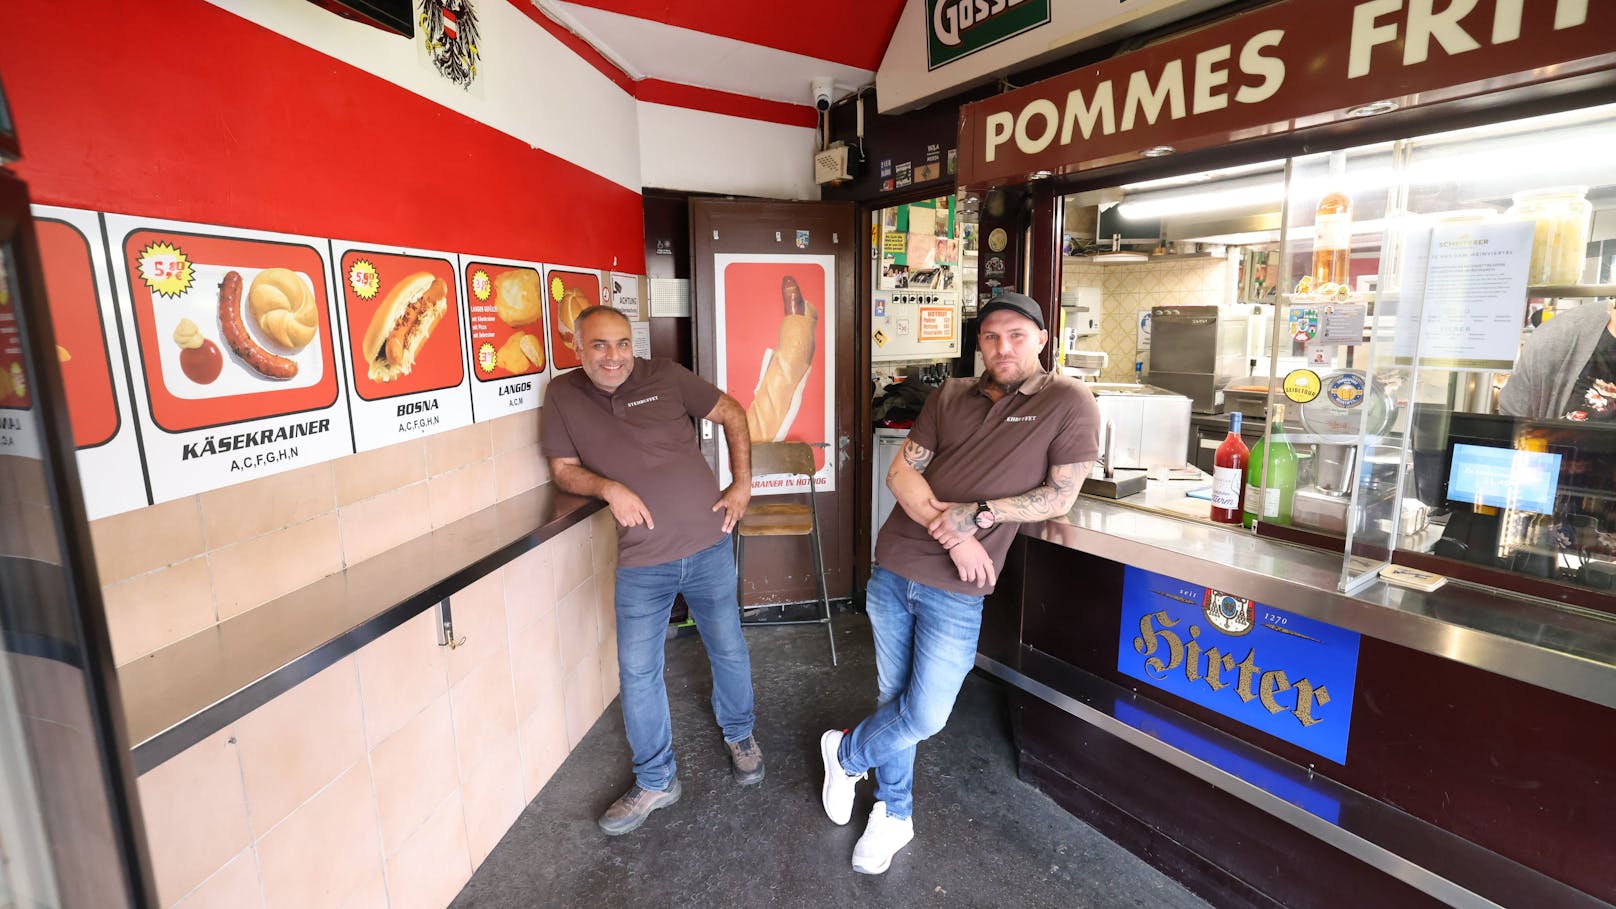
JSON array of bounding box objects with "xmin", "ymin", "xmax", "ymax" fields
[
  {"xmin": 121, "ymin": 484, "xmax": 602, "ymax": 773},
  {"xmin": 1029, "ymin": 483, "xmax": 1616, "ymax": 710}
]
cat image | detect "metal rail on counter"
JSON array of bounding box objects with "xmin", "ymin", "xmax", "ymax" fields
[
  {"xmin": 1028, "ymin": 491, "xmax": 1616, "ymax": 709},
  {"xmin": 121, "ymin": 484, "xmax": 603, "ymax": 774}
]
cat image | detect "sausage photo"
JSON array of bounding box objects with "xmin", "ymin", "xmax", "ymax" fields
[{"xmin": 218, "ymin": 270, "xmax": 298, "ymax": 380}]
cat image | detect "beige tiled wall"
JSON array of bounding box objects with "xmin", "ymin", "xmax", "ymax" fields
[
  {"xmin": 1063, "ymin": 257, "xmax": 1230, "ymax": 383},
  {"xmin": 93, "ymin": 409, "xmax": 553, "ymax": 667},
  {"xmin": 136, "ymin": 510, "xmax": 620, "ymax": 909}
]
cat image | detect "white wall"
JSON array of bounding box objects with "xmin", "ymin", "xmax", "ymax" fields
[
  {"xmin": 636, "ymin": 102, "xmax": 820, "ymax": 200},
  {"xmin": 208, "ymin": 0, "xmax": 823, "ymax": 201},
  {"xmin": 210, "ymin": 0, "xmax": 643, "ymax": 191}
]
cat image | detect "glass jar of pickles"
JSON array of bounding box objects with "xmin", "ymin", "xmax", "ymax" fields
[{"xmin": 1507, "ymin": 186, "xmax": 1591, "ymax": 285}]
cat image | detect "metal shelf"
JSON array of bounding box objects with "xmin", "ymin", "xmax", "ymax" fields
[{"xmin": 1526, "ymin": 283, "xmax": 1616, "ymax": 298}]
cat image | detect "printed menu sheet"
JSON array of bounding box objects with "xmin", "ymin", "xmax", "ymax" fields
[
  {"xmin": 32, "ymin": 207, "xmax": 147, "ymax": 517},
  {"xmin": 1416, "ymin": 221, "xmax": 1535, "ymax": 369},
  {"xmin": 461, "ymin": 255, "xmax": 547, "ymax": 418},
  {"xmin": 543, "ymin": 266, "xmax": 604, "ymax": 374},
  {"xmin": 104, "ymin": 214, "xmax": 353, "ymax": 503},
  {"xmin": 331, "ymin": 242, "xmax": 472, "ymax": 451}
]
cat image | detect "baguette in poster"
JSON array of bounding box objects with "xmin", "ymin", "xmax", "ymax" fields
[
  {"xmin": 363, "ymin": 272, "xmax": 447, "ymax": 382},
  {"xmin": 746, "ymin": 275, "xmax": 818, "ymax": 442}
]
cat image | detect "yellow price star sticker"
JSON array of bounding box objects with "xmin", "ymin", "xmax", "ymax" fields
[{"xmin": 136, "ymin": 242, "xmax": 194, "ymax": 299}]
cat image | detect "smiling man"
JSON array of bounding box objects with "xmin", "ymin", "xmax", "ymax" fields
[
  {"xmin": 541, "ymin": 305, "xmax": 762, "ymax": 836},
  {"xmin": 817, "ymin": 291, "xmax": 1100, "ymax": 874}
]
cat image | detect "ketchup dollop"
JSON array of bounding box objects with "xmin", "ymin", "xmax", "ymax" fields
[{"xmin": 181, "ymin": 339, "xmax": 223, "ymax": 384}]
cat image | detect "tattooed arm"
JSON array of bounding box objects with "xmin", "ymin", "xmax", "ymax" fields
[
  {"xmin": 886, "ymin": 438, "xmax": 947, "ymax": 528},
  {"xmin": 928, "ymin": 461, "xmax": 1092, "ymax": 548}
]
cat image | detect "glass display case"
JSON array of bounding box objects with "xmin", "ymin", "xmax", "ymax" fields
[{"xmin": 1055, "ymin": 102, "xmax": 1616, "ymax": 615}]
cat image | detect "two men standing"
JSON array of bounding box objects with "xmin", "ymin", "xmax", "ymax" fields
[{"xmin": 543, "ymin": 292, "xmax": 1097, "ymax": 876}]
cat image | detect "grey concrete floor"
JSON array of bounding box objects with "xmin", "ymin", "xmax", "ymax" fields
[{"xmin": 452, "ymin": 613, "xmax": 1210, "ymax": 909}]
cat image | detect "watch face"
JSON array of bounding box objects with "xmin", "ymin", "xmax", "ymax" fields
[{"xmin": 975, "ymin": 508, "xmax": 994, "ymax": 529}]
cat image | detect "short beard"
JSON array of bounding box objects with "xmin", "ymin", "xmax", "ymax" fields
[{"xmin": 986, "ymin": 375, "xmax": 1026, "ymax": 396}]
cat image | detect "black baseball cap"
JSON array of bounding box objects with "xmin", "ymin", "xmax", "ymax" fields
[{"xmin": 977, "ymin": 291, "xmax": 1045, "ymax": 330}]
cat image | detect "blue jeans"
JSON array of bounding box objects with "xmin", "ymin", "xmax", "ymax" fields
[
  {"xmin": 837, "ymin": 565, "xmax": 983, "ymax": 820},
  {"xmin": 614, "ymin": 535, "xmax": 755, "ymax": 792}
]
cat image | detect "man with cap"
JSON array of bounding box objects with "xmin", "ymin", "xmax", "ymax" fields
[{"xmin": 817, "ymin": 291, "xmax": 1100, "ymax": 874}]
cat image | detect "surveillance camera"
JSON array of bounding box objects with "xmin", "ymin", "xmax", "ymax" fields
[{"xmin": 812, "ymin": 77, "xmax": 835, "ymax": 112}]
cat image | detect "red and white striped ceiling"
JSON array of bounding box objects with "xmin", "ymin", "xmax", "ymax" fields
[{"xmin": 535, "ymin": 0, "xmax": 908, "ymax": 115}]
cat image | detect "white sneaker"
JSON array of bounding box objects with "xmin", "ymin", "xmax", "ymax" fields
[
  {"xmin": 852, "ymin": 802, "xmax": 914, "ymax": 874},
  {"xmin": 819, "ymin": 729, "xmax": 863, "ymax": 825}
]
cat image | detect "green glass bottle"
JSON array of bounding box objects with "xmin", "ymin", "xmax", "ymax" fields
[{"xmin": 1243, "ymin": 403, "xmax": 1298, "ymax": 528}]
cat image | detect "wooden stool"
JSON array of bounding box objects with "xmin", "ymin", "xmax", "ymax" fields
[{"xmin": 734, "ymin": 442, "xmax": 836, "ymax": 665}]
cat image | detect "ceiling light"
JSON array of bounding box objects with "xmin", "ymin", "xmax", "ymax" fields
[
  {"xmin": 1118, "ymin": 182, "xmax": 1286, "ymax": 219},
  {"xmin": 1140, "ymin": 145, "xmax": 1176, "ymax": 158},
  {"xmin": 1346, "ymin": 100, "xmax": 1399, "ymax": 118},
  {"xmin": 1030, "ymin": 170, "xmax": 1054, "ymax": 179}
]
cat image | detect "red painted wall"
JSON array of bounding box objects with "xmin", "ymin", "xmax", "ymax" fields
[{"xmin": 2, "ymin": 0, "xmax": 644, "ymax": 273}]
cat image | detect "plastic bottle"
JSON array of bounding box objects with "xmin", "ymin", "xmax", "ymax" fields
[
  {"xmin": 1311, "ymin": 153, "xmax": 1353, "ymax": 287},
  {"xmin": 1210, "ymin": 412, "xmax": 1250, "ymax": 524},
  {"xmin": 1243, "ymin": 404, "xmax": 1298, "ymax": 528}
]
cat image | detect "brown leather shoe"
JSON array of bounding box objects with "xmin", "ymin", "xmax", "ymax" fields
[
  {"xmin": 597, "ymin": 778, "xmax": 681, "ymax": 836},
  {"xmin": 725, "ymin": 735, "xmax": 765, "ymax": 785}
]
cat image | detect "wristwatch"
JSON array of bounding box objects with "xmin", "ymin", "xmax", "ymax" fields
[{"xmin": 973, "ymin": 500, "xmax": 996, "ymax": 530}]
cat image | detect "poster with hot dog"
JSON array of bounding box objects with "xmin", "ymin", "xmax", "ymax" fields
[
  {"xmin": 104, "ymin": 214, "xmax": 353, "ymax": 503},
  {"xmin": 461, "ymin": 255, "xmax": 548, "ymax": 418},
  {"xmin": 541, "ymin": 266, "xmax": 604, "ymax": 373},
  {"xmin": 331, "ymin": 242, "xmax": 472, "ymax": 452},
  {"xmin": 32, "ymin": 206, "xmax": 149, "ymax": 518},
  {"xmin": 713, "ymin": 254, "xmax": 836, "ymax": 496}
]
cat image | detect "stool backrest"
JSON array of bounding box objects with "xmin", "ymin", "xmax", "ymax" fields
[{"xmin": 751, "ymin": 441, "xmax": 816, "ymax": 479}]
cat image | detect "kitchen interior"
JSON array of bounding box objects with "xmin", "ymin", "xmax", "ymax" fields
[{"xmin": 870, "ymin": 103, "xmax": 1616, "ymax": 596}]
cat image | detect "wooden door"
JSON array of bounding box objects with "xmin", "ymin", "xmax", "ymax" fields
[{"xmin": 690, "ymin": 199, "xmax": 857, "ymax": 606}]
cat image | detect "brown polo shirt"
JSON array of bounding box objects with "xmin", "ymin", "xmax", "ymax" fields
[
  {"xmin": 874, "ymin": 370, "xmax": 1100, "ymax": 595},
  {"xmin": 540, "ymin": 358, "xmax": 726, "ymax": 567}
]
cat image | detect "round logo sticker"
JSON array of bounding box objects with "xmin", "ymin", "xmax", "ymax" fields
[
  {"xmin": 1326, "ymin": 371, "xmax": 1366, "ymax": 408},
  {"xmin": 1283, "ymin": 369, "xmax": 1321, "ymax": 404},
  {"xmin": 987, "ymin": 227, "xmax": 1009, "ymax": 253}
]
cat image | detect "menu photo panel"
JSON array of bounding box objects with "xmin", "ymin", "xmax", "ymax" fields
[
  {"xmin": 541, "ymin": 265, "xmax": 605, "ymax": 375},
  {"xmin": 31, "ymin": 206, "xmax": 148, "ymax": 517},
  {"xmin": 103, "ymin": 214, "xmax": 353, "ymax": 503},
  {"xmin": 331, "ymin": 243, "xmax": 472, "ymax": 452},
  {"xmin": 713, "ymin": 254, "xmax": 837, "ymax": 495},
  {"xmin": 461, "ymin": 255, "xmax": 548, "ymax": 418}
]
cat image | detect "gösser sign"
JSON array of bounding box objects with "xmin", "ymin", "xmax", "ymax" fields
[
  {"xmin": 928, "ymin": 0, "xmax": 1051, "ymax": 70},
  {"xmin": 958, "ymin": 0, "xmax": 1611, "ymax": 185}
]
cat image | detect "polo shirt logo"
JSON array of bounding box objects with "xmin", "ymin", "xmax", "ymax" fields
[
  {"xmin": 1005, "ymin": 415, "xmax": 1038, "ymax": 423},
  {"xmin": 626, "ymin": 396, "xmax": 660, "ymax": 407}
]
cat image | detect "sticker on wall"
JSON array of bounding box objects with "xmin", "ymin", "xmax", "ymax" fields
[
  {"xmin": 895, "ymin": 162, "xmax": 913, "ymax": 189},
  {"xmin": 917, "ymin": 306, "xmax": 954, "ymax": 342},
  {"xmin": 31, "ymin": 206, "xmax": 148, "ymax": 518},
  {"xmin": 611, "ymin": 273, "xmax": 642, "ymax": 321},
  {"xmin": 895, "ymin": 318, "xmax": 910, "ymax": 336},
  {"xmin": 418, "ymin": 0, "xmax": 482, "ymax": 93},
  {"xmin": 880, "ymin": 159, "xmax": 892, "ymax": 178},
  {"xmin": 873, "ymin": 328, "xmax": 888, "ymax": 347},
  {"xmin": 332, "ymin": 240, "xmax": 472, "ymax": 451},
  {"xmin": 874, "ymin": 296, "xmax": 887, "ymax": 318},
  {"xmin": 543, "ymin": 266, "xmax": 602, "ymax": 373},
  {"xmin": 915, "ymin": 162, "xmax": 940, "ymax": 182},
  {"xmin": 461, "ymin": 255, "xmax": 547, "ymax": 418},
  {"xmin": 987, "ymin": 228, "xmax": 1008, "ymax": 253},
  {"xmin": 795, "ymin": 230, "xmax": 810, "ymax": 249},
  {"xmin": 103, "ymin": 214, "xmax": 353, "ymax": 503}
]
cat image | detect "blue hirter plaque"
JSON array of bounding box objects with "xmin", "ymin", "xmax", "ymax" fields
[{"xmin": 1116, "ymin": 566, "xmax": 1360, "ymax": 764}]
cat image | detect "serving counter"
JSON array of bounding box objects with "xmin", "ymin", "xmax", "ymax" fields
[{"xmin": 978, "ymin": 486, "xmax": 1616, "ymax": 908}]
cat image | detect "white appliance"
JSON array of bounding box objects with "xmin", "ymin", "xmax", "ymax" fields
[
  {"xmin": 1089, "ymin": 384, "xmax": 1193, "ymax": 469},
  {"xmin": 871, "ymin": 428, "xmax": 909, "ymax": 557}
]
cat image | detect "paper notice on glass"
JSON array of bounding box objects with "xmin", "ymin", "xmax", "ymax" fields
[
  {"xmin": 631, "ymin": 321, "xmax": 651, "ymax": 358},
  {"xmin": 1416, "ymin": 221, "xmax": 1534, "ymax": 370},
  {"xmin": 1390, "ymin": 225, "xmax": 1433, "ymax": 366},
  {"xmin": 1319, "ymin": 302, "xmax": 1366, "ymax": 346}
]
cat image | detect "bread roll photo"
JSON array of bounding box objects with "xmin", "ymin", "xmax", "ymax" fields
[
  {"xmin": 555, "ymin": 287, "xmax": 591, "ymax": 350},
  {"xmin": 747, "ymin": 274, "xmax": 817, "ymax": 442},
  {"xmin": 362, "ymin": 272, "xmax": 447, "ymax": 382},
  {"xmin": 248, "ymin": 268, "xmax": 319, "ymax": 351},
  {"xmin": 494, "ymin": 268, "xmax": 542, "ymax": 327}
]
